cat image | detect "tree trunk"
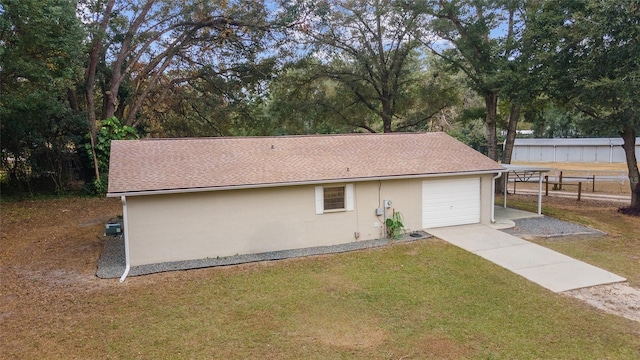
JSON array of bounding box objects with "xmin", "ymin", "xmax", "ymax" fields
[
  {"xmin": 497, "ymin": 102, "xmax": 520, "ymax": 193},
  {"xmin": 67, "ymin": 88, "xmax": 79, "ymax": 112},
  {"xmin": 382, "ymin": 113, "xmax": 392, "ymax": 133},
  {"xmin": 485, "ymin": 91, "xmax": 498, "ymax": 161},
  {"xmin": 381, "ymin": 95, "xmax": 393, "ymax": 133},
  {"xmin": 115, "ymin": 100, "xmax": 126, "ymax": 122},
  {"xmin": 86, "ymin": 59, "xmax": 101, "ymax": 180},
  {"xmin": 621, "ymin": 125, "xmax": 640, "ymax": 210},
  {"xmin": 105, "ymin": 90, "xmax": 118, "ymax": 120},
  {"xmin": 104, "ymin": 1, "xmax": 156, "ymax": 120},
  {"xmin": 502, "ymin": 103, "xmax": 520, "ymax": 165},
  {"xmin": 84, "ymin": 0, "xmax": 115, "ymax": 181},
  {"xmin": 381, "ymin": 76, "xmax": 393, "ymax": 133}
]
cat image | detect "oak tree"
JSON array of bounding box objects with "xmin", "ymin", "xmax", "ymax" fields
[{"xmin": 526, "ymin": 0, "xmax": 640, "ymax": 210}]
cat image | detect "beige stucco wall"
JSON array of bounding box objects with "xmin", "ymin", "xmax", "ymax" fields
[
  {"xmin": 479, "ymin": 174, "xmax": 494, "ymax": 224},
  {"xmin": 124, "ymin": 175, "xmax": 496, "ymax": 266}
]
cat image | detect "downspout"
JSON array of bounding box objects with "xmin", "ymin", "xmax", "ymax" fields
[
  {"xmin": 119, "ymin": 196, "xmax": 131, "ymax": 283},
  {"xmin": 491, "ymin": 172, "xmax": 503, "ymax": 223}
]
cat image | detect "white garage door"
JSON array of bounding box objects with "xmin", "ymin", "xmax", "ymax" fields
[{"xmin": 422, "ymin": 177, "xmax": 480, "ymax": 228}]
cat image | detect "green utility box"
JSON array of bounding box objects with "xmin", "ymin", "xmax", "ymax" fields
[{"xmin": 105, "ymin": 222, "xmax": 122, "ymax": 236}]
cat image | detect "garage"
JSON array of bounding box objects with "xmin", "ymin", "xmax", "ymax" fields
[
  {"xmin": 107, "ymin": 133, "xmax": 503, "ymax": 276},
  {"xmin": 422, "ymin": 177, "xmax": 480, "ymax": 228}
]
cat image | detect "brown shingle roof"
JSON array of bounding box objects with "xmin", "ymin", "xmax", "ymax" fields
[{"xmin": 107, "ymin": 132, "xmax": 504, "ymax": 195}]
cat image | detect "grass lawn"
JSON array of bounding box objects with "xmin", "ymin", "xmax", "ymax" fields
[
  {"xmin": 1, "ymin": 196, "xmax": 639, "ymax": 359},
  {"xmin": 503, "ymin": 194, "xmax": 640, "ymax": 287}
]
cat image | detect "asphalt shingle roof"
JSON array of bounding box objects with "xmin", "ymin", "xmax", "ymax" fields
[{"xmin": 107, "ymin": 132, "xmax": 504, "ymax": 195}]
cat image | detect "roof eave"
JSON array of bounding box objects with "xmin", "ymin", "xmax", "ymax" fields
[{"xmin": 107, "ymin": 168, "xmax": 506, "ymax": 198}]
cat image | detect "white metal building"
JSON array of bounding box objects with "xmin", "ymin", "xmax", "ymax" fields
[{"xmin": 509, "ymin": 138, "xmax": 640, "ymax": 163}]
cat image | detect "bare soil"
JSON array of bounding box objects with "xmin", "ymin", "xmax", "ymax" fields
[{"xmin": 565, "ymin": 284, "xmax": 640, "ymax": 323}]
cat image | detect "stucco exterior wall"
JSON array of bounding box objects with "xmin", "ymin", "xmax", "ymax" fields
[
  {"xmin": 479, "ymin": 174, "xmax": 494, "ymax": 224},
  {"xmin": 125, "ymin": 175, "xmax": 494, "ymax": 266}
]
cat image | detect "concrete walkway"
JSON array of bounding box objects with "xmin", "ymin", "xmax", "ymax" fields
[
  {"xmin": 490, "ymin": 206, "xmax": 543, "ymax": 230},
  {"xmin": 427, "ymin": 216, "xmax": 626, "ymax": 293}
]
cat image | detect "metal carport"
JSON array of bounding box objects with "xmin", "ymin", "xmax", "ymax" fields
[{"xmin": 501, "ymin": 164, "xmax": 552, "ymax": 215}]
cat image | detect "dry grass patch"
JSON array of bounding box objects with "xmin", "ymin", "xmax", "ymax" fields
[
  {"xmin": 291, "ymin": 311, "xmax": 387, "ymax": 349},
  {"xmin": 512, "ymin": 178, "xmax": 631, "ymax": 195},
  {"xmin": 512, "ymin": 161, "xmax": 632, "ymax": 172},
  {"xmin": 510, "ymin": 161, "xmax": 636, "ymax": 195}
]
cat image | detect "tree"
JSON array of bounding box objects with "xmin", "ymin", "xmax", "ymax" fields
[
  {"xmin": 262, "ymin": 59, "xmax": 364, "ymax": 135},
  {"xmin": 80, "ymin": 0, "xmax": 274, "ymax": 179},
  {"xmin": 529, "ymin": 105, "xmax": 578, "ymax": 138},
  {"xmin": 81, "ymin": 0, "xmax": 272, "ymax": 124},
  {"xmin": 143, "ymin": 60, "xmax": 277, "ymax": 138},
  {"xmin": 418, "ymin": 0, "xmax": 526, "ymax": 161},
  {"xmin": 525, "ymin": 0, "xmax": 640, "ymax": 210},
  {"xmin": 0, "ymin": 0, "xmax": 85, "ymax": 193},
  {"xmin": 84, "ymin": 117, "xmax": 138, "ymax": 194},
  {"xmin": 284, "ymin": 0, "xmax": 453, "ymax": 133},
  {"xmin": 82, "ymin": 0, "xmax": 114, "ymax": 181}
]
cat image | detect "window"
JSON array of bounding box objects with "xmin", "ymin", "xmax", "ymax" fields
[
  {"xmin": 323, "ymin": 186, "xmax": 345, "ymax": 210},
  {"xmin": 315, "ymin": 184, "xmax": 354, "ymax": 214}
]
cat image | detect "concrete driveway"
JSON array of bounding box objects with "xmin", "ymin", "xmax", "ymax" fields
[{"xmin": 427, "ymin": 223, "xmax": 626, "ymax": 293}]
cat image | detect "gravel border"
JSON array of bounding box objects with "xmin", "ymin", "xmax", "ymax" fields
[
  {"xmin": 501, "ymin": 216, "xmax": 606, "ymax": 238},
  {"xmin": 96, "ymin": 215, "xmax": 606, "ymax": 279},
  {"xmin": 96, "ymin": 235, "xmax": 126, "ymax": 279},
  {"xmin": 96, "ymin": 231, "xmax": 432, "ymax": 279}
]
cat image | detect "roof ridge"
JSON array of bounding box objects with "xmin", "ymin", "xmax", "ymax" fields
[{"xmin": 134, "ymin": 132, "xmax": 443, "ymax": 142}]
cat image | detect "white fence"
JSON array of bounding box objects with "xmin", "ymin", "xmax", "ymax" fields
[{"xmin": 509, "ymin": 138, "xmax": 640, "ymax": 163}]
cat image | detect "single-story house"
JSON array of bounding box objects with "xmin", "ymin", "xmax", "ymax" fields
[{"xmin": 107, "ymin": 132, "xmax": 505, "ymax": 275}]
